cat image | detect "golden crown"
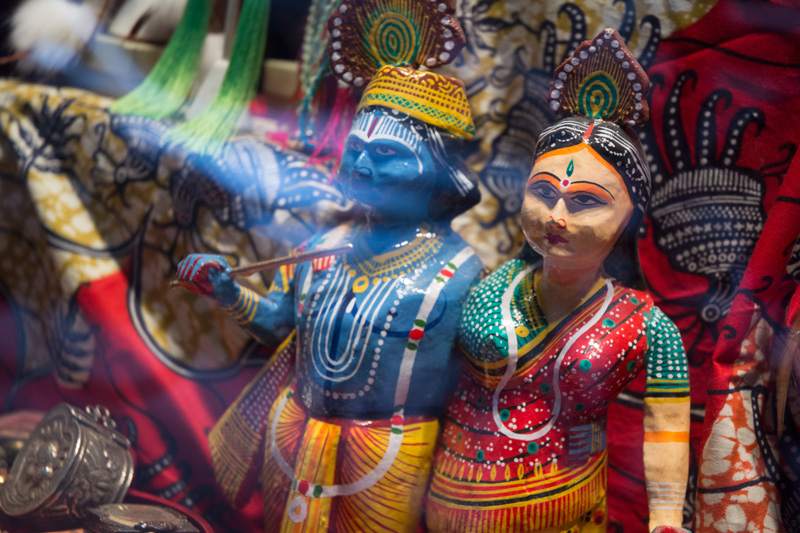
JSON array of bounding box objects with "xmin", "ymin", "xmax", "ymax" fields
[{"xmin": 358, "ymin": 66, "xmax": 475, "ymax": 139}]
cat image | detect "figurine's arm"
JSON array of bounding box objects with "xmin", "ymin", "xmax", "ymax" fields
[
  {"xmin": 175, "ymin": 254, "xmax": 296, "ymax": 347},
  {"xmin": 642, "ymin": 307, "xmax": 691, "ymax": 532}
]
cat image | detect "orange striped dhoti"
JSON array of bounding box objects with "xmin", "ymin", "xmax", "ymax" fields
[{"xmin": 261, "ymin": 387, "xmax": 439, "ymax": 532}]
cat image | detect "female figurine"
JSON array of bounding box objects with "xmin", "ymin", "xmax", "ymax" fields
[
  {"xmin": 426, "ymin": 29, "xmax": 690, "ymax": 532},
  {"xmin": 175, "ymin": 1, "xmax": 483, "ymax": 531}
]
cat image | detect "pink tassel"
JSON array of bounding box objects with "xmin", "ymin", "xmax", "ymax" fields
[{"xmin": 306, "ymin": 84, "xmax": 356, "ymax": 173}]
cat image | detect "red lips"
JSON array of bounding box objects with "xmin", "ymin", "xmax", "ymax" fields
[{"xmin": 544, "ymin": 232, "xmax": 569, "ymax": 245}]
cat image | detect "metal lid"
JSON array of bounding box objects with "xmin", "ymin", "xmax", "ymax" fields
[
  {"xmin": 0, "ymin": 403, "xmax": 82, "ymax": 516},
  {"xmin": 84, "ymin": 504, "xmax": 200, "ymax": 533},
  {"xmin": 0, "ymin": 403, "xmax": 133, "ymax": 524}
]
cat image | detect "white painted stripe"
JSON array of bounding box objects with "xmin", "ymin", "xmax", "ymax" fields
[
  {"xmin": 494, "ymin": 267, "xmax": 613, "ymax": 441},
  {"xmin": 316, "ymin": 262, "xmax": 346, "ymax": 367}
]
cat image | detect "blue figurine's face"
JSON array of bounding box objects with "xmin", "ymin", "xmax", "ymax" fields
[{"xmin": 339, "ymin": 111, "xmax": 437, "ymax": 221}]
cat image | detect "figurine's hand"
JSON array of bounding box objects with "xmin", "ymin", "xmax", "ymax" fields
[
  {"xmin": 176, "ymin": 254, "xmax": 235, "ymax": 299},
  {"xmin": 652, "ymin": 527, "xmax": 691, "ymax": 533}
]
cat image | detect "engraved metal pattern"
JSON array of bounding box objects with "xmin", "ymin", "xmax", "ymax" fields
[
  {"xmin": 0, "ymin": 403, "xmax": 134, "ymax": 529},
  {"xmin": 84, "ymin": 504, "xmax": 200, "ymax": 533}
]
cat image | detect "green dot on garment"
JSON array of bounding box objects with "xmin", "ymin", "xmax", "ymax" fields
[
  {"xmin": 579, "ymin": 359, "xmax": 592, "ymax": 372},
  {"xmin": 602, "ymin": 318, "xmax": 615, "ymax": 328}
]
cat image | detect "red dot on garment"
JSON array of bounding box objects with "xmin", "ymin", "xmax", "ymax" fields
[
  {"xmin": 391, "ymin": 415, "xmax": 403, "ymax": 426},
  {"xmin": 409, "ymin": 329, "xmax": 424, "ymax": 341},
  {"xmin": 298, "ymin": 481, "xmax": 309, "ymax": 494}
]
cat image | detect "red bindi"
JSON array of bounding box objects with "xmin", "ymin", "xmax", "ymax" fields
[{"xmin": 562, "ymin": 179, "xmax": 570, "ymax": 187}]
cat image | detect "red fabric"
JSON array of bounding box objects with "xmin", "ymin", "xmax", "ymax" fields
[
  {"xmin": 607, "ymin": 0, "xmax": 800, "ymax": 529},
  {"xmin": 787, "ymin": 286, "xmax": 800, "ymax": 328},
  {"xmin": 1, "ymin": 267, "xmax": 265, "ymax": 532},
  {"xmin": 705, "ymin": 157, "xmax": 800, "ymax": 420}
]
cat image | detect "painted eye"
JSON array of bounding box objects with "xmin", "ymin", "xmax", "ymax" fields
[
  {"xmin": 530, "ymin": 183, "xmax": 557, "ymax": 199},
  {"xmin": 347, "ymin": 138, "xmax": 364, "ymax": 151},
  {"xmin": 374, "ymin": 146, "xmax": 397, "ymax": 156},
  {"xmin": 571, "ymin": 194, "xmax": 604, "ymax": 206}
]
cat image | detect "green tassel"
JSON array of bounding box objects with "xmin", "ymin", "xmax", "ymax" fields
[
  {"xmin": 109, "ymin": 0, "xmax": 213, "ymax": 119},
  {"xmin": 168, "ymin": 0, "xmax": 272, "ymax": 158}
]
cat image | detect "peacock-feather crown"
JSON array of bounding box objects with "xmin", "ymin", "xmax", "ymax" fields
[
  {"xmin": 327, "ymin": 0, "xmax": 474, "ymax": 139},
  {"xmin": 548, "ymin": 28, "xmax": 650, "ymax": 127}
]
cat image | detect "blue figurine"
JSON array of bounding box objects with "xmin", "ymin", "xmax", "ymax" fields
[{"xmin": 175, "ymin": 63, "xmax": 482, "ymax": 530}]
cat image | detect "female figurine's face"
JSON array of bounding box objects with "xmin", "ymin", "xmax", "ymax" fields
[
  {"xmin": 521, "ymin": 146, "xmax": 633, "ymax": 270},
  {"xmin": 339, "ymin": 112, "xmax": 436, "ymax": 221}
]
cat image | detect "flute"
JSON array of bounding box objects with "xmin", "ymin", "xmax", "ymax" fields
[{"xmin": 170, "ymin": 243, "xmax": 353, "ymax": 290}]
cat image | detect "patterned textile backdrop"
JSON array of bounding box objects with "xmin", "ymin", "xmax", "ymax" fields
[
  {"xmin": 443, "ymin": 0, "xmax": 716, "ymax": 266},
  {"xmin": 2, "ymin": 0, "xmax": 800, "ymax": 531},
  {"xmin": 0, "ymin": 81, "xmax": 350, "ymax": 530}
]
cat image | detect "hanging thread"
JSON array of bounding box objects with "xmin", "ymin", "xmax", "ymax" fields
[
  {"xmin": 109, "ymin": 0, "xmax": 213, "ymax": 119},
  {"xmin": 167, "ymin": 0, "xmax": 272, "ymax": 158}
]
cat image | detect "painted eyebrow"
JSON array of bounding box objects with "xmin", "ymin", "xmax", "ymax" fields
[
  {"xmin": 347, "ymin": 136, "xmax": 414, "ymax": 152},
  {"xmin": 527, "ymin": 172, "xmax": 561, "ymax": 185},
  {"xmin": 569, "ymin": 180, "xmax": 616, "ymax": 200}
]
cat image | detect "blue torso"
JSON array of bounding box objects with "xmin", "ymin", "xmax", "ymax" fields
[
  {"xmin": 289, "ymin": 222, "xmax": 481, "ymax": 419},
  {"xmin": 286, "ymin": 222, "xmax": 481, "ymax": 420}
]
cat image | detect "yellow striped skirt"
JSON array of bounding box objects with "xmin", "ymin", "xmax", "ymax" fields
[{"xmin": 426, "ymin": 451, "xmax": 608, "ymax": 532}]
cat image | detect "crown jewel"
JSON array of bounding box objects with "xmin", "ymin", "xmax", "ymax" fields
[{"xmin": 548, "ymin": 28, "xmax": 650, "ymax": 127}]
